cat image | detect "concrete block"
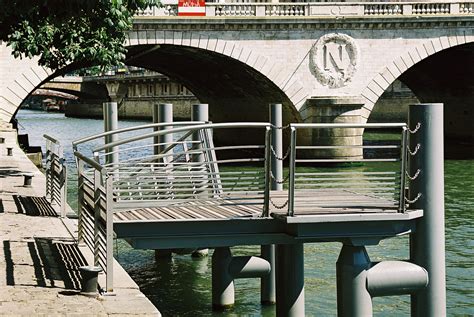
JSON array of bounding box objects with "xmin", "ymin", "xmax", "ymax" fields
[
  {"xmin": 284, "ymin": 81, "xmax": 303, "ymax": 99},
  {"xmin": 386, "ymin": 62, "xmax": 402, "ymax": 79},
  {"xmin": 164, "ymin": 31, "xmax": 174, "ymax": 45},
  {"xmin": 2, "ymin": 87, "xmax": 23, "ymax": 105},
  {"xmin": 408, "ymin": 48, "xmax": 422, "ymax": 64},
  {"xmin": 137, "ymin": 31, "xmax": 147, "ymax": 45},
  {"xmin": 128, "ymin": 30, "xmax": 139, "ymax": 46},
  {"xmin": 415, "ymin": 45, "xmax": 428, "ymax": 60},
  {"xmin": 371, "ymin": 73, "xmax": 391, "ymax": 91},
  {"xmin": 237, "ymin": 47, "xmax": 252, "ymax": 63},
  {"xmin": 230, "ymin": 45, "xmax": 243, "ymax": 60},
  {"xmin": 146, "ymin": 30, "xmax": 156, "ymax": 44},
  {"xmin": 400, "ymin": 52, "xmax": 415, "ymax": 69},
  {"xmin": 198, "ymin": 35, "xmax": 209, "ymax": 50},
  {"xmin": 447, "ymin": 35, "xmax": 458, "ymax": 47},
  {"xmin": 253, "ymin": 56, "xmax": 268, "ymax": 71},
  {"xmin": 190, "ymin": 33, "xmax": 200, "ymax": 48},
  {"xmin": 456, "ymin": 33, "xmax": 466, "ymax": 45},
  {"xmin": 214, "ymin": 39, "xmax": 226, "ymax": 54},
  {"xmin": 223, "ymin": 42, "xmax": 235, "ymax": 56},
  {"xmin": 260, "ymin": 61, "xmax": 275, "ymax": 78},
  {"xmin": 393, "ymin": 57, "xmax": 408, "ymax": 73},
  {"xmin": 423, "ymin": 42, "xmax": 435, "ymax": 56},
  {"xmin": 181, "ymin": 32, "xmax": 191, "ymax": 47},
  {"xmin": 207, "ymin": 37, "xmax": 218, "ymax": 51},
  {"xmin": 361, "ymin": 87, "xmax": 379, "ymax": 104},
  {"xmin": 13, "ymin": 77, "xmax": 34, "ymax": 95},
  {"xmin": 429, "ymin": 38, "xmax": 442, "ymax": 53},
  {"xmin": 439, "ymin": 36, "xmax": 450, "ymax": 50},
  {"xmin": 367, "ymin": 80, "xmax": 384, "ymax": 97}
]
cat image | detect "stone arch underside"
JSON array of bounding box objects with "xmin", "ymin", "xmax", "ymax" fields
[
  {"xmin": 360, "ymin": 33, "xmax": 474, "ymax": 144},
  {"xmin": 1, "ymin": 30, "xmax": 307, "ymax": 131}
]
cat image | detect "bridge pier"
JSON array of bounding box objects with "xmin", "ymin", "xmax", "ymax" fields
[{"xmin": 300, "ymin": 97, "xmax": 365, "ymax": 160}]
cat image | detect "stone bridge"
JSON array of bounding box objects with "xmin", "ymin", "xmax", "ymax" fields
[{"xmin": 1, "ymin": 1, "xmax": 473, "ymax": 144}]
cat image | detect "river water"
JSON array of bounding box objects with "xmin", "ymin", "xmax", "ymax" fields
[{"xmin": 17, "ymin": 109, "xmax": 473, "ymax": 316}]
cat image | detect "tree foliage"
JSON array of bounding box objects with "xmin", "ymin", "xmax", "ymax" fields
[{"xmin": 0, "ymin": 0, "xmax": 158, "ymax": 71}]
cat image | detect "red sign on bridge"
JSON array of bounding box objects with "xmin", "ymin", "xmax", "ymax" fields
[{"xmin": 178, "ymin": 0, "xmax": 206, "ymax": 16}]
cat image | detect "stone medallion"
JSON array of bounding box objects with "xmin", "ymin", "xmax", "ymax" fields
[{"xmin": 310, "ymin": 33, "xmax": 360, "ymax": 88}]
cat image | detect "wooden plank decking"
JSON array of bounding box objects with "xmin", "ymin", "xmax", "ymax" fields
[{"xmin": 113, "ymin": 189, "xmax": 400, "ymax": 223}]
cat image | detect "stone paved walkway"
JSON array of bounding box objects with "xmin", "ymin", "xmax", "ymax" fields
[{"xmin": 0, "ymin": 131, "xmax": 160, "ymax": 316}]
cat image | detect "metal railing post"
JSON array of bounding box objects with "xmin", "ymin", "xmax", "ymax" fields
[
  {"xmin": 93, "ymin": 169, "xmax": 101, "ymax": 267},
  {"xmin": 288, "ymin": 127, "xmax": 297, "ymax": 216},
  {"xmin": 105, "ymin": 176, "xmax": 114, "ymax": 293},
  {"xmin": 409, "ymin": 103, "xmax": 446, "ymax": 317},
  {"xmin": 155, "ymin": 103, "xmax": 173, "ymax": 154},
  {"xmin": 103, "ymin": 102, "xmax": 119, "ymax": 168},
  {"xmin": 77, "ymin": 159, "xmax": 85, "ymax": 245},
  {"xmin": 398, "ymin": 127, "xmax": 408, "ymax": 213}
]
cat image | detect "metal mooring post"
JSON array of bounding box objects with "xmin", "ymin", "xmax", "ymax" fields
[
  {"xmin": 261, "ymin": 103, "xmax": 282, "ymax": 305},
  {"xmin": 191, "ymin": 103, "xmax": 210, "ymax": 258},
  {"xmin": 275, "ymin": 243, "xmax": 305, "ymax": 317},
  {"xmin": 103, "ymin": 102, "xmax": 118, "ymax": 167},
  {"xmin": 409, "ymin": 103, "xmax": 446, "ymax": 317},
  {"xmin": 153, "ymin": 103, "xmax": 173, "ymax": 155}
]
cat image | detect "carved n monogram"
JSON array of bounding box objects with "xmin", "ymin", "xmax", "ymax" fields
[{"xmin": 310, "ymin": 33, "xmax": 360, "ymax": 88}]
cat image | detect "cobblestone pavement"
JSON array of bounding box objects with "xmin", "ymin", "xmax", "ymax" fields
[{"xmin": 0, "ymin": 134, "xmax": 160, "ymax": 316}]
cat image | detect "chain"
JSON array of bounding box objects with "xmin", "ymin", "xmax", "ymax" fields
[
  {"xmin": 407, "ymin": 143, "xmax": 421, "ymax": 156},
  {"xmin": 408, "ymin": 122, "xmax": 421, "ymax": 134},
  {"xmin": 405, "ymin": 192, "xmax": 422, "ymax": 204},
  {"xmin": 406, "ymin": 169, "xmax": 421, "ymax": 181},
  {"xmin": 270, "ymin": 198, "xmax": 289, "ymax": 210},
  {"xmin": 270, "ymin": 170, "xmax": 290, "ymax": 184},
  {"xmin": 271, "ymin": 144, "xmax": 291, "ymax": 161}
]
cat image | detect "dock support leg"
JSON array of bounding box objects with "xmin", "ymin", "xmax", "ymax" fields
[
  {"xmin": 154, "ymin": 249, "xmax": 173, "ymax": 260},
  {"xmin": 275, "ymin": 243, "xmax": 305, "ymax": 317},
  {"xmin": 409, "ymin": 103, "xmax": 446, "ymax": 317},
  {"xmin": 212, "ymin": 247, "xmax": 234, "ymax": 310},
  {"xmin": 336, "ymin": 244, "xmax": 373, "ymax": 317},
  {"xmin": 153, "ymin": 103, "xmax": 173, "ymax": 155},
  {"xmin": 103, "ymin": 102, "xmax": 118, "ymax": 167},
  {"xmin": 261, "ymin": 244, "xmax": 276, "ymax": 304}
]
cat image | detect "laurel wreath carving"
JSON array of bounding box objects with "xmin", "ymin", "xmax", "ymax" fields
[{"xmin": 310, "ymin": 33, "xmax": 360, "ymax": 88}]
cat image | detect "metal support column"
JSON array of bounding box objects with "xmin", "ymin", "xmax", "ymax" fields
[
  {"xmin": 275, "ymin": 243, "xmax": 305, "ymax": 317},
  {"xmin": 336, "ymin": 245, "xmax": 373, "ymax": 317},
  {"xmin": 212, "ymin": 247, "xmax": 235, "ymax": 310},
  {"xmin": 409, "ymin": 103, "xmax": 446, "ymax": 317},
  {"xmin": 103, "ymin": 102, "xmax": 118, "ymax": 167},
  {"xmin": 152, "ymin": 103, "xmax": 173, "ymax": 155},
  {"xmin": 261, "ymin": 103, "xmax": 281, "ymax": 305}
]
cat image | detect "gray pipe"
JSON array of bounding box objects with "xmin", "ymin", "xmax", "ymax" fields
[
  {"xmin": 103, "ymin": 102, "xmax": 118, "ymax": 167},
  {"xmin": 228, "ymin": 255, "xmax": 271, "ymax": 278},
  {"xmin": 367, "ymin": 261, "xmax": 428, "ymax": 297},
  {"xmin": 409, "ymin": 103, "xmax": 446, "ymax": 316}
]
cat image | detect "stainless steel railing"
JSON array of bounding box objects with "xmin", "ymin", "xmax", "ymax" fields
[
  {"xmin": 44, "ymin": 134, "xmax": 67, "ymax": 218},
  {"xmin": 73, "ymin": 122, "xmax": 272, "ymax": 292},
  {"xmin": 284, "ymin": 123, "xmax": 410, "ymax": 216}
]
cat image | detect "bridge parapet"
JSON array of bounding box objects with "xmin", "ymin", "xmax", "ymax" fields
[{"xmin": 136, "ymin": 1, "xmax": 474, "ymax": 18}]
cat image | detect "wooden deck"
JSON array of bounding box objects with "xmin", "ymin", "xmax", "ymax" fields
[{"xmin": 113, "ymin": 189, "xmax": 400, "ymax": 223}]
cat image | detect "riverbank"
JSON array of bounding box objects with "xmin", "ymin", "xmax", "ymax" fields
[{"xmin": 0, "ymin": 128, "xmax": 160, "ymax": 316}]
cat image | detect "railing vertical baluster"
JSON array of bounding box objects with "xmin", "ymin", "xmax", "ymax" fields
[{"xmin": 288, "ymin": 127, "xmax": 297, "ymax": 216}]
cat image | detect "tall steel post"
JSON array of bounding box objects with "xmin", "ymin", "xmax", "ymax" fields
[
  {"xmin": 409, "ymin": 103, "xmax": 446, "ymax": 317},
  {"xmin": 261, "ymin": 103, "xmax": 282, "ymax": 304},
  {"xmin": 103, "ymin": 102, "xmax": 118, "ymax": 167},
  {"xmin": 191, "ymin": 104, "xmax": 210, "ymax": 258},
  {"xmin": 275, "ymin": 243, "xmax": 305, "ymax": 317},
  {"xmin": 336, "ymin": 245, "xmax": 373, "ymax": 317},
  {"xmin": 153, "ymin": 103, "xmax": 173, "ymax": 155}
]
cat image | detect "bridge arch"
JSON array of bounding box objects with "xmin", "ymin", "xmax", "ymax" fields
[
  {"xmin": 360, "ymin": 32, "xmax": 474, "ymax": 126},
  {"xmin": 1, "ymin": 29, "xmax": 306, "ymax": 126}
]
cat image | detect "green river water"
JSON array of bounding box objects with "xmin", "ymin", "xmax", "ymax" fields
[{"xmin": 17, "ymin": 110, "xmax": 473, "ymax": 316}]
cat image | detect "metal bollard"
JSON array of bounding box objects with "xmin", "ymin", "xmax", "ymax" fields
[
  {"xmin": 0, "ymin": 137, "xmax": 4, "ymax": 143},
  {"xmin": 7, "ymin": 147, "xmax": 13, "ymax": 156},
  {"xmin": 79, "ymin": 266, "xmax": 103, "ymax": 296},
  {"xmin": 23, "ymin": 172, "xmax": 34, "ymax": 187}
]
